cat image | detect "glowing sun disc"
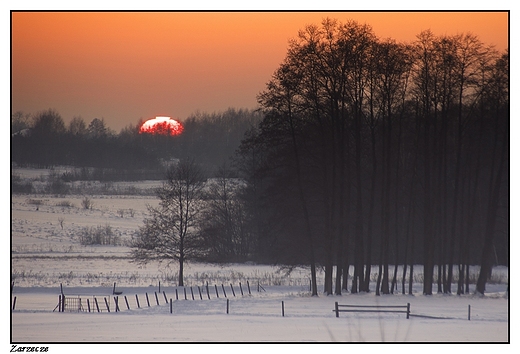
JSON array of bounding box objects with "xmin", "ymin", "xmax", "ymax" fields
[{"xmin": 139, "ymin": 116, "xmax": 184, "ymax": 136}]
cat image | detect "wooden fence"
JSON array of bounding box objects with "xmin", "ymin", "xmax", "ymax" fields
[
  {"xmin": 333, "ymin": 302, "xmax": 472, "ymax": 321},
  {"xmin": 53, "ymin": 281, "xmax": 256, "ymax": 314},
  {"xmin": 334, "ymin": 302, "xmax": 411, "ymax": 319}
]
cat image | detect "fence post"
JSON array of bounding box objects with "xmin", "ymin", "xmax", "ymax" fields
[
  {"xmin": 12, "ymin": 296, "xmax": 17, "ymax": 310},
  {"xmin": 407, "ymin": 303, "xmax": 410, "ymax": 319},
  {"xmin": 58, "ymin": 295, "xmax": 62, "ymax": 312},
  {"xmin": 159, "ymin": 281, "xmax": 161, "ymax": 293},
  {"xmin": 163, "ymin": 291, "xmax": 168, "ymax": 304},
  {"xmin": 124, "ymin": 296, "xmax": 130, "ymax": 310},
  {"xmin": 230, "ymin": 284, "xmax": 236, "ymax": 297},
  {"xmin": 154, "ymin": 292, "xmax": 159, "ymax": 306},
  {"xmin": 87, "ymin": 298, "xmax": 91, "ymax": 313},
  {"xmin": 175, "ymin": 289, "xmax": 179, "ymax": 300},
  {"xmin": 206, "ymin": 282, "xmax": 210, "ymax": 299},
  {"xmin": 282, "ymin": 301, "xmax": 284, "ymax": 317},
  {"xmin": 198, "ymin": 286, "xmax": 203, "ymax": 300},
  {"xmin": 190, "ymin": 287, "xmax": 194, "ymax": 300},
  {"xmin": 226, "ymin": 299, "xmax": 229, "ymax": 314},
  {"xmin": 62, "ymin": 294, "xmax": 66, "ymax": 312},
  {"xmin": 104, "ymin": 297, "xmax": 110, "ymax": 312},
  {"xmin": 335, "ymin": 302, "xmax": 339, "ymax": 318},
  {"xmin": 222, "ymin": 284, "xmax": 227, "ymax": 298},
  {"xmin": 114, "ymin": 296, "xmax": 120, "ymax": 312},
  {"xmin": 247, "ymin": 281, "xmax": 251, "ymax": 295},
  {"xmin": 146, "ymin": 293, "xmax": 151, "ymax": 307},
  {"xmin": 239, "ymin": 282, "xmax": 244, "ymax": 296},
  {"xmin": 170, "ymin": 298, "xmax": 172, "ymax": 314},
  {"xmin": 135, "ymin": 294, "xmax": 140, "ymax": 308},
  {"xmin": 468, "ymin": 305, "xmax": 471, "ymax": 321},
  {"xmin": 94, "ymin": 297, "xmax": 100, "ymax": 312},
  {"xmin": 215, "ymin": 284, "xmax": 219, "ymax": 298}
]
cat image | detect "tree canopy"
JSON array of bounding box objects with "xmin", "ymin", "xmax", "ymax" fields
[{"xmin": 237, "ymin": 18, "xmax": 508, "ymax": 295}]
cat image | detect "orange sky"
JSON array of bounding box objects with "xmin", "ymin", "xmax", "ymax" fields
[{"xmin": 11, "ymin": 11, "xmax": 509, "ymax": 131}]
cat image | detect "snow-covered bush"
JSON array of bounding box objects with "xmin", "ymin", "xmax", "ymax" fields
[{"xmin": 79, "ymin": 224, "xmax": 121, "ymax": 246}]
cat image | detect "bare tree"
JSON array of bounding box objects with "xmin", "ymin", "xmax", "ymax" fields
[
  {"xmin": 199, "ymin": 164, "xmax": 252, "ymax": 262},
  {"xmin": 11, "ymin": 111, "xmax": 31, "ymax": 134},
  {"xmin": 32, "ymin": 109, "xmax": 66, "ymax": 136},
  {"xmin": 29, "ymin": 109, "xmax": 67, "ymax": 166},
  {"xmin": 68, "ymin": 116, "xmax": 88, "ymax": 136},
  {"xmin": 87, "ymin": 117, "xmax": 112, "ymax": 138},
  {"xmin": 131, "ymin": 158, "xmax": 206, "ymax": 286}
]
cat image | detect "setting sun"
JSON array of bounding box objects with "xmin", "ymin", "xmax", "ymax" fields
[{"xmin": 139, "ymin": 116, "xmax": 184, "ymax": 136}]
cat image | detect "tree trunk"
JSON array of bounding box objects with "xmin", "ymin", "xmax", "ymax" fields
[
  {"xmin": 351, "ymin": 111, "xmax": 365, "ymax": 294},
  {"xmin": 380, "ymin": 104, "xmax": 391, "ymax": 295},
  {"xmin": 422, "ymin": 101, "xmax": 435, "ymax": 295},
  {"xmin": 402, "ymin": 199, "xmax": 413, "ymax": 295},
  {"xmin": 342, "ymin": 260, "xmax": 350, "ymax": 292},
  {"xmin": 179, "ymin": 257, "xmax": 184, "ymax": 287},
  {"xmin": 476, "ymin": 123, "xmax": 507, "ymax": 294},
  {"xmin": 364, "ymin": 128, "xmax": 376, "ymax": 292},
  {"xmin": 288, "ymin": 108, "xmax": 319, "ymax": 296},
  {"xmin": 324, "ymin": 262, "xmax": 333, "ymax": 295}
]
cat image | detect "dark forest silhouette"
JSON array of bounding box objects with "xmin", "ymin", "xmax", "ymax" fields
[
  {"xmin": 235, "ymin": 19, "xmax": 508, "ymax": 296},
  {"xmin": 11, "ymin": 108, "xmax": 262, "ymax": 179}
]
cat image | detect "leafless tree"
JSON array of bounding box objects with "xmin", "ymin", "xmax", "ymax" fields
[
  {"xmin": 199, "ymin": 164, "xmax": 252, "ymax": 262},
  {"xmin": 131, "ymin": 159, "xmax": 206, "ymax": 286}
]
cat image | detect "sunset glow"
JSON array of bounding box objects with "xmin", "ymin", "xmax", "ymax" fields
[
  {"xmin": 11, "ymin": 11, "xmax": 508, "ymax": 131},
  {"xmin": 139, "ymin": 116, "xmax": 184, "ymax": 136}
]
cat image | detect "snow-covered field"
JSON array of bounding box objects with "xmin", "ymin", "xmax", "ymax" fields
[{"xmin": 8, "ymin": 167, "xmax": 510, "ymax": 348}]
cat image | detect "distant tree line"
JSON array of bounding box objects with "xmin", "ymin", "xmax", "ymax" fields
[
  {"xmin": 231, "ymin": 19, "xmax": 508, "ymax": 296},
  {"xmin": 11, "ymin": 108, "xmax": 262, "ymax": 180}
]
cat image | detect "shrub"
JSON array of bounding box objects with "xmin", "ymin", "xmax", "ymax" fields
[
  {"xmin": 117, "ymin": 208, "xmax": 135, "ymax": 218},
  {"xmin": 56, "ymin": 200, "xmax": 74, "ymax": 208},
  {"xmin": 79, "ymin": 224, "xmax": 121, "ymax": 246},
  {"xmin": 26, "ymin": 198, "xmax": 44, "ymax": 206},
  {"xmin": 11, "ymin": 173, "xmax": 34, "ymax": 194},
  {"xmin": 46, "ymin": 170, "xmax": 70, "ymax": 195},
  {"xmin": 81, "ymin": 196, "xmax": 93, "ymax": 210}
]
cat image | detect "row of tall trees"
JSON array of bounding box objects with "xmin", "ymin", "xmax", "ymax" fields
[
  {"xmin": 234, "ymin": 19, "xmax": 508, "ymax": 296},
  {"xmin": 11, "ymin": 108, "xmax": 262, "ymax": 179}
]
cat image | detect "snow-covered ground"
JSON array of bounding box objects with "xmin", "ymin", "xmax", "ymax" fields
[{"xmin": 8, "ymin": 167, "xmax": 510, "ymax": 348}]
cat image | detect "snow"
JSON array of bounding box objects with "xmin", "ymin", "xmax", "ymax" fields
[
  {"xmin": 11, "ymin": 285, "xmax": 508, "ymax": 343},
  {"xmin": 8, "ymin": 168, "xmax": 511, "ymax": 350}
]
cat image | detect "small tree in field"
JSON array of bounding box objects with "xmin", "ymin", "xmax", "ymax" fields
[
  {"xmin": 199, "ymin": 164, "xmax": 252, "ymax": 263},
  {"xmin": 131, "ymin": 158, "xmax": 206, "ymax": 286}
]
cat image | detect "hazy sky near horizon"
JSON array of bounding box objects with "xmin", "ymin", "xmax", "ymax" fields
[{"xmin": 11, "ymin": 11, "xmax": 508, "ymax": 132}]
